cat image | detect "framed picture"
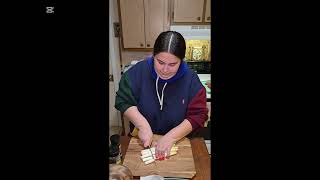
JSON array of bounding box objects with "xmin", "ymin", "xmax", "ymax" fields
[{"xmin": 191, "ymin": 47, "xmax": 203, "ymax": 61}]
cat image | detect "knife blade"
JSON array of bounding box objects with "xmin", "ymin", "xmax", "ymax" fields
[{"xmin": 147, "ymin": 141, "xmax": 157, "ymax": 167}]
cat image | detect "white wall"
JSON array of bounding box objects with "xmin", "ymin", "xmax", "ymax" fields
[{"xmin": 109, "ymin": 0, "xmax": 122, "ymax": 129}]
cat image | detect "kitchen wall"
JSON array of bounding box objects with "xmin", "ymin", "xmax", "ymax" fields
[
  {"xmin": 119, "ymin": 39, "xmax": 153, "ymax": 69},
  {"xmin": 171, "ymin": 25, "xmax": 211, "ymax": 61},
  {"xmin": 119, "ymin": 25, "xmax": 211, "ymax": 69}
]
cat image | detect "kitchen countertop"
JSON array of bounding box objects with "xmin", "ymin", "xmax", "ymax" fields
[
  {"xmin": 197, "ymin": 74, "xmax": 211, "ymax": 99},
  {"xmin": 120, "ymin": 136, "xmax": 211, "ymax": 180}
]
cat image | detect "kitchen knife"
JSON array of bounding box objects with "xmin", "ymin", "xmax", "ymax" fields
[{"xmin": 147, "ymin": 141, "xmax": 157, "ymax": 167}]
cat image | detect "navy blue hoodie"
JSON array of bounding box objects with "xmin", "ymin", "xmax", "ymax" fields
[{"xmin": 115, "ymin": 56, "xmax": 208, "ymax": 135}]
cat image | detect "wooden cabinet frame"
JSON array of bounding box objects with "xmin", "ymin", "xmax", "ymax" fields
[
  {"xmin": 170, "ymin": 0, "xmax": 211, "ymax": 25},
  {"xmin": 118, "ymin": 0, "xmax": 170, "ymax": 50}
]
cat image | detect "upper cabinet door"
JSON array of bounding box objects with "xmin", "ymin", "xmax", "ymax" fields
[
  {"xmin": 144, "ymin": 0, "xmax": 169, "ymax": 48},
  {"xmin": 119, "ymin": 0, "xmax": 145, "ymax": 48},
  {"xmin": 173, "ymin": 0, "xmax": 204, "ymax": 22},
  {"xmin": 204, "ymin": 0, "xmax": 211, "ymax": 22}
]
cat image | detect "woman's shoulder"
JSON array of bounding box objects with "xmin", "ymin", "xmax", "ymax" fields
[
  {"xmin": 123, "ymin": 59, "xmax": 147, "ymax": 73},
  {"xmin": 184, "ymin": 68, "xmax": 201, "ymax": 81},
  {"xmin": 183, "ymin": 69, "xmax": 205, "ymax": 91}
]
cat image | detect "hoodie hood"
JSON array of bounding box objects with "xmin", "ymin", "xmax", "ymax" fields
[{"xmin": 146, "ymin": 56, "xmax": 188, "ymax": 84}]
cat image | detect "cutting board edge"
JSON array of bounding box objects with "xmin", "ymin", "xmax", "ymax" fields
[
  {"xmin": 123, "ymin": 135, "xmax": 196, "ymax": 179},
  {"xmin": 130, "ymin": 171, "xmax": 196, "ymax": 179}
]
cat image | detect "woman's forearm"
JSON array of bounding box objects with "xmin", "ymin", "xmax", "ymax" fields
[
  {"xmin": 123, "ymin": 106, "xmax": 151, "ymax": 130},
  {"xmin": 165, "ymin": 119, "xmax": 193, "ymax": 142}
]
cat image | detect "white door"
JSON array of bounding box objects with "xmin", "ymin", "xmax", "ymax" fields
[
  {"xmin": 109, "ymin": 0, "xmax": 122, "ymax": 137},
  {"xmin": 109, "ymin": 60, "xmax": 121, "ymax": 137}
]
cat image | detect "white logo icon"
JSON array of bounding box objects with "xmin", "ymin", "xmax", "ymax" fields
[{"xmin": 46, "ymin": 7, "xmax": 54, "ymax": 14}]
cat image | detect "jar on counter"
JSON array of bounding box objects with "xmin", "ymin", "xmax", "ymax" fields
[
  {"xmin": 109, "ymin": 145, "xmax": 121, "ymax": 164},
  {"xmin": 110, "ymin": 134, "xmax": 122, "ymax": 158},
  {"xmin": 109, "ymin": 134, "xmax": 122, "ymax": 164}
]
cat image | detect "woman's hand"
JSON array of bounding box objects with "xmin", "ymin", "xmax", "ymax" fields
[
  {"xmin": 138, "ymin": 126, "xmax": 153, "ymax": 148},
  {"xmin": 123, "ymin": 106, "xmax": 154, "ymax": 148},
  {"xmin": 153, "ymin": 135, "xmax": 176, "ymax": 160}
]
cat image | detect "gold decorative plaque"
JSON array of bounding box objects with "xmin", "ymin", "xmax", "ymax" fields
[
  {"xmin": 185, "ymin": 40, "xmax": 211, "ymax": 61},
  {"xmin": 191, "ymin": 47, "xmax": 203, "ymax": 61}
]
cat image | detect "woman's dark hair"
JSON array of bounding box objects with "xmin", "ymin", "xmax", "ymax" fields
[{"xmin": 153, "ymin": 31, "xmax": 186, "ymax": 60}]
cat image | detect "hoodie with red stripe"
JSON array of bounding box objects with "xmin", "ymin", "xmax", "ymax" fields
[{"xmin": 115, "ymin": 56, "xmax": 208, "ymax": 135}]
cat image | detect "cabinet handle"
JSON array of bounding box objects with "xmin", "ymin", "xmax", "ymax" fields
[
  {"xmin": 207, "ymin": 16, "xmax": 211, "ymax": 21},
  {"xmin": 197, "ymin": 17, "xmax": 201, "ymax": 21},
  {"xmin": 109, "ymin": 75, "xmax": 114, "ymax": 82},
  {"xmin": 140, "ymin": 43, "xmax": 144, "ymax": 47},
  {"xmin": 147, "ymin": 44, "xmax": 150, "ymax": 47}
]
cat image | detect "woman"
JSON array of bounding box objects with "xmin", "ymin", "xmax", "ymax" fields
[{"xmin": 115, "ymin": 31, "xmax": 208, "ymax": 159}]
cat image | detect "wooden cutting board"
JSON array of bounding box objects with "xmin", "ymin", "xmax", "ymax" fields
[{"xmin": 122, "ymin": 134, "xmax": 196, "ymax": 178}]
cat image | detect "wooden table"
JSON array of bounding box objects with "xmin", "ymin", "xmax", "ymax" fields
[{"xmin": 120, "ymin": 136, "xmax": 211, "ymax": 180}]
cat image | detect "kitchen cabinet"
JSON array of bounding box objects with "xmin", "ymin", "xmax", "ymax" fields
[
  {"xmin": 172, "ymin": 0, "xmax": 211, "ymax": 23},
  {"xmin": 204, "ymin": 0, "xmax": 211, "ymax": 22},
  {"xmin": 119, "ymin": 0, "xmax": 169, "ymax": 49}
]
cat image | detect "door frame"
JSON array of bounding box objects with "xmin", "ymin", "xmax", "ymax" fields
[{"xmin": 109, "ymin": 0, "xmax": 122, "ymax": 132}]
